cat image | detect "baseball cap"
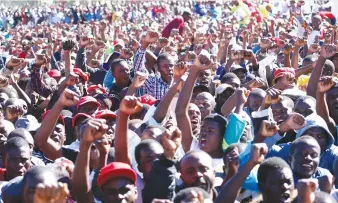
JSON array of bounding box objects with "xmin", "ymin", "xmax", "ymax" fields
[
  {"xmin": 41, "ymin": 110, "xmax": 65, "ymax": 126},
  {"xmin": 73, "ymin": 68, "xmax": 89, "ymax": 82},
  {"xmin": 215, "ymin": 84, "xmax": 235, "ymax": 97},
  {"xmin": 48, "ymin": 69, "xmax": 61, "ymax": 78},
  {"xmin": 273, "ymin": 67, "xmax": 295, "ymax": 84},
  {"xmin": 87, "ymin": 85, "xmax": 107, "ymax": 95},
  {"xmin": 138, "ymin": 95, "xmax": 157, "ymax": 106},
  {"xmin": 72, "ymin": 113, "xmax": 92, "ymax": 127},
  {"xmin": 15, "ymin": 115, "xmax": 40, "ymax": 132},
  {"xmin": 97, "ymin": 162, "xmax": 137, "ymax": 187},
  {"xmin": 76, "ymin": 96, "xmax": 101, "ymax": 110},
  {"xmin": 230, "ymin": 64, "xmax": 247, "ymax": 73},
  {"xmin": 95, "ymin": 110, "xmax": 117, "ymax": 120}
]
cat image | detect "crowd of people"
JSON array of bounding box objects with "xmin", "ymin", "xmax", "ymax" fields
[{"xmin": 1, "ymin": 0, "xmax": 338, "ymax": 202}]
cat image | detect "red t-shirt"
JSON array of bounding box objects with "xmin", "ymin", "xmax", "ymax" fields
[{"xmin": 161, "ymin": 16, "xmax": 184, "ymax": 38}]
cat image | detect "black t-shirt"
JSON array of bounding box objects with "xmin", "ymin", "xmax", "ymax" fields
[{"xmin": 61, "ymin": 147, "xmax": 78, "ymax": 163}]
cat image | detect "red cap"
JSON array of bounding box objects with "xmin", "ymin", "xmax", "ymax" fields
[
  {"xmin": 72, "ymin": 113, "xmax": 92, "ymax": 127},
  {"xmin": 48, "ymin": 69, "xmax": 61, "ymax": 78},
  {"xmin": 42, "ymin": 110, "xmax": 65, "ymax": 126},
  {"xmin": 273, "ymin": 68, "xmax": 295, "ymax": 80},
  {"xmin": 73, "ymin": 68, "xmax": 89, "ymax": 82},
  {"xmin": 76, "ymin": 96, "xmax": 101, "ymax": 110},
  {"xmin": 95, "ymin": 110, "xmax": 117, "ymax": 120},
  {"xmin": 87, "ymin": 85, "xmax": 107, "ymax": 95},
  {"xmin": 138, "ymin": 95, "xmax": 157, "ymax": 106},
  {"xmin": 97, "ymin": 162, "xmax": 137, "ymax": 187}
]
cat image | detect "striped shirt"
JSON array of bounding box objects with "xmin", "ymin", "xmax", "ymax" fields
[{"xmin": 133, "ymin": 48, "xmax": 170, "ymax": 100}]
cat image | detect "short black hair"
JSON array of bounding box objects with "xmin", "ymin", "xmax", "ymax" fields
[
  {"xmin": 5, "ymin": 137, "xmax": 30, "ymax": 152},
  {"xmin": 174, "ymin": 187, "xmax": 210, "ymax": 203},
  {"xmin": 221, "ymin": 72, "xmax": 239, "ymax": 84},
  {"xmin": 22, "ymin": 166, "xmax": 57, "ymax": 187},
  {"xmin": 314, "ymin": 191, "xmax": 335, "ymax": 203},
  {"xmin": 156, "ymin": 53, "xmax": 173, "ymax": 68},
  {"xmin": 110, "ymin": 59, "xmax": 127, "ymax": 73},
  {"xmin": 135, "ymin": 139, "xmax": 162, "ymax": 165},
  {"xmin": 204, "ymin": 114, "xmax": 228, "ymax": 139},
  {"xmin": 290, "ymin": 136, "xmax": 318, "ymax": 155},
  {"xmin": 193, "ymin": 85, "xmax": 209, "ymax": 94},
  {"xmin": 257, "ymin": 157, "xmax": 291, "ymax": 183}
]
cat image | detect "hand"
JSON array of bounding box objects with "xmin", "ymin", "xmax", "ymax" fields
[
  {"xmin": 81, "ymin": 119, "xmax": 108, "ymax": 143},
  {"xmin": 94, "ymin": 40, "xmax": 106, "ymax": 50},
  {"xmin": 258, "ymin": 120, "xmax": 279, "ymax": 138},
  {"xmin": 260, "ymin": 38, "xmax": 272, "ymax": 49},
  {"xmin": 309, "ymin": 43, "xmax": 320, "ymax": 53},
  {"xmin": 173, "ymin": 73, "xmax": 187, "ymax": 92},
  {"xmin": 144, "ymin": 30, "xmax": 160, "ymax": 44},
  {"xmin": 129, "ymin": 37, "xmax": 140, "ymax": 52},
  {"xmin": 120, "ymin": 96, "xmax": 143, "ymax": 115},
  {"xmin": 235, "ymin": 88, "xmax": 250, "ymax": 105},
  {"xmin": 244, "ymin": 49, "xmax": 255, "ymax": 60},
  {"xmin": 318, "ymin": 174, "xmax": 334, "ymax": 194},
  {"xmin": 64, "ymin": 73, "xmax": 79, "ymax": 87},
  {"xmin": 263, "ymin": 88, "xmax": 282, "ymax": 105},
  {"xmin": 317, "ymin": 76, "xmax": 335, "ymax": 93},
  {"xmin": 297, "ymin": 179, "xmax": 318, "ymax": 203},
  {"xmin": 276, "ymin": 39, "xmax": 286, "ymax": 48},
  {"xmin": 7, "ymin": 56, "xmax": 24, "ymax": 67},
  {"xmin": 95, "ymin": 134, "xmax": 111, "ymax": 155},
  {"xmin": 57, "ymin": 89, "xmax": 80, "ymax": 108},
  {"xmin": 35, "ymin": 54, "xmax": 48, "ymax": 66},
  {"xmin": 282, "ymin": 113, "xmax": 306, "ymax": 131},
  {"xmin": 0, "ymin": 75, "xmax": 9, "ymax": 88},
  {"xmin": 249, "ymin": 143, "xmax": 268, "ymax": 165},
  {"xmin": 283, "ymin": 43, "xmax": 293, "ymax": 55},
  {"xmin": 79, "ymin": 36, "xmax": 91, "ymax": 48},
  {"xmin": 225, "ymin": 147, "xmax": 240, "ymax": 174},
  {"xmin": 174, "ymin": 61, "xmax": 187, "ymax": 77},
  {"xmin": 120, "ymin": 48, "xmax": 133, "ymax": 59},
  {"xmin": 245, "ymin": 77, "xmax": 265, "ymax": 89},
  {"xmin": 192, "ymin": 54, "xmax": 213, "ymax": 71},
  {"xmin": 99, "ymin": 21, "xmax": 108, "ymax": 30},
  {"xmin": 62, "ymin": 39, "xmax": 76, "ymax": 51},
  {"xmin": 160, "ymin": 127, "xmax": 182, "ymax": 159},
  {"xmin": 132, "ymin": 71, "xmax": 148, "ymax": 88},
  {"xmin": 34, "ymin": 182, "xmax": 69, "ymax": 203},
  {"xmin": 157, "ymin": 37, "xmax": 169, "ymax": 49},
  {"xmin": 320, "ymin": 44, "xmax": 337, "ymax": 59},
  {"xmin": 295, "ymin": 37, "xmax": 307, "ymax": 47}
]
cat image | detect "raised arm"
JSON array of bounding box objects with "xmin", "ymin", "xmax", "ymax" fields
[
  {"xmin": 62, "ymin": 40, "xmax": 76, "ymax": 77},
  {"xmin": 34, "ymin": 89, "xmax": 79, "ymax": 160},
  {"xmin": 175, "ymin": 54, "xmax": 213, "ymax": 152},
  {"xmin": 307, "ymin": 45, "xmax": 337, "ymax": 98},
  {"xmin": 115, "ymin": 96, "xmax": 143, "ymax": 165},
  {"xmin": 72, "ymin": 118, "xmax": 107, "ymax": 203},
  {"xmin": 216, "ymin": 143, "xmax": 268, "ymax": 203}
]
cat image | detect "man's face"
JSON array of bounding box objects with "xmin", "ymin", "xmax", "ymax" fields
[
  {"xmin": 194, "ymin": 95, "xmax": 213, "ymax": 120},
  {"xmin": 188, "ymin": 104, "xmax": 201, "ymax": 135},
  {"xmin": 326, "ymin": 87, "xmax": 338, "ymax": 121},
  {"xmin": 138, "ymin": 144, "xmax": 163, "ymax": 178},
  {"xmin": 302, "ymin": 127, "xmax": 328, "ymax": 154},
  {"xmin": 197, "ymin": 70, "xmax": 211, "ymax": 86},
  {"xmin": 248, "ymin": 94, "xmax": 264, "ymax": 112},
  {"xmin": 294, "ymin": 100, "xmax": 314, "ymax": 117},
  {"xmin": 199, "ymin": 119, "xmax": 222, "ymax": 157},
  {"xmin": 290, "ymin": 140, "xmax": 320, "ymax": 179},
  {"xmin": 311, "ymin": 16, "xmax": 321, "ymax": 29},
  {"xmin": 260, "ymin": 168, "xmax": 294, "ymax": 203},
  {"xmin": 51, "ymin": 123, "xmax": 65, "ymax": 148},
  {"xmin": 113, "ymin": 62, "xmax": 130, "ymax": 87},
  {"xmin": 158, "ymin": 58, "xmax": 174, "ymax": 84},
  {"xmin": 233, "ymin": 70, "xmax": 246, "ymax": 84},
  {"xmin": 78, "ymin": 102, "xmax": 99, "ymax": 115},
  {"xmin": 271, "ymin": 101, "xmax": 292, "ymax": 125},
  {"xmin": 180, "ymin": 153, "xmax": 215, "ymax": 192},
  {"xmin": 5, "ymin": 147, "xmax": 31, "ymax": 180},
  {"xmin": 102, "ymin": 177, "xmax": 137, "ymax": 203}
]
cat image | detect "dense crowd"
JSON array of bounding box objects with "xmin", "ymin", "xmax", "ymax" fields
[{"xmin": 1, "ymin": 0, "xmax": 338, "ymax": 202}]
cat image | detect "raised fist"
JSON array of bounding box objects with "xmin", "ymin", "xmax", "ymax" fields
[
  {"xmin": 120, "ymin": 96, "xmax": 143, "ymax": 115},
  {"xmin": 81, "ymin": 118, "xmax": 108, "ymax": 143},
  {"xmin": 258, "ymin": 120, "xmax": 279, "ymax": 138},
  {"xmin": 57, "ymin": 89, "xmax": 80, "ymax": 108},
  {"xmin": 317, "ymin": 76, "xmax": 335, "ymax": 93},
  {"xmin": 249, "ymin": 143, "xmax": 268, "ymax": 165},
  {"xmin": 160, "ymin": 127, "xmax": 182, "ymax": 159},
  {"xmin": 283, "ymin": 113, "xmax": 306, "ymax": 131}
]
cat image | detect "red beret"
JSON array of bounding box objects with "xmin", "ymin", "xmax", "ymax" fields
[
  {"xmin": 95, "ymin": 110, "xmax": 116, "ymax": 120},
  {"xmin": 73, "ymin": 68, "xmax": 89, "ymax": 82},
  {"xmin": 273, "ymin": 67, "xmax": 295, "ymax": 80},
  {"xmin": 87, "ymin": 85, "xmax": 107, "ymax": 95},
  {"xmin": 97, "ymin": 162, "xmax": 137, "ymax": 187},
  {"xmin": 72, "ymin": 113, "xmax": 92, "ymax": 127},
  {"xmin": 138, "ymin": 95, "xmax": 157, "ymax": 106},
  {"xmin": 76, "ymin": 96, "xmax": 101, "ymax": 110}
]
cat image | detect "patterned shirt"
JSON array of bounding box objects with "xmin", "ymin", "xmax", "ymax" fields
[{"xmin": 133, "ymin": 48, "xmax": 171, "ymax": 100}]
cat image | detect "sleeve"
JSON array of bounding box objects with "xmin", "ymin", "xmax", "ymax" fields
[
  {"xmin": 103, "ymin": 69, "xmax": 115, "ymax": 91},
  {"xmin": 142, "ymin": 155, "xmax": 177, "ymax": 202},
  {"xmin": 133, "ymin": 47, "xmax": 148, "ymax": 74},
  {"xmin": 222, "ymin": 113, "xmax": 246, "ymax": 151},
  {"xmin": 30, "ymin": 64, "xmax": 53, "ymax": 97}
]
